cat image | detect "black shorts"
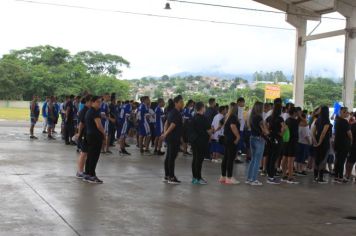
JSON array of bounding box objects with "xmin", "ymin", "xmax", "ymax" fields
[
  {"xmin": 283, "ymin": 141, "xmax": 298, "ymax": 157},
  {"xmin": 348, "ymin": 149, "xmax": 356, "ymax": 164},
  {"xmin": 80, "ymin": 138, "xmax": 89, "ymax": 153}
]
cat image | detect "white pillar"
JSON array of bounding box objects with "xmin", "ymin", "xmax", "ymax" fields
[
  {"xmin": 287, "ymin": 15, "xmax": 307, "ymax": 108},
  {"xmin": 342, "ymin": 9, "xmax": 356, "ymax": 110}
]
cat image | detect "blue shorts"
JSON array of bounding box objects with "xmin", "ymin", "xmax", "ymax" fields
[
  {"xmin": 210, "ymin": 140, "xmax": 224, "ymax": 154},
  {"xmin": 155, "ymin": 124, "xmax": 163, "ymax": 137},
  {"xmin": 119, "ymin": 121, "xmax": 130, "ymax": 138},
  {"xmin": 139, "ymin": 122, "xmax": 151, "ymax": 136},
  {"xmin": 47, "ymin": 119, "xmax": 54, "ymax": 128},
  {"xmin": 30, "ymin": 117, "xmax": 38, "ymax": 126}
]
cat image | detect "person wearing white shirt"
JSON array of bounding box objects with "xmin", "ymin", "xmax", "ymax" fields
[{"xmin": 211, "ymin": 106, "xmax": 227, "ymax": 162}]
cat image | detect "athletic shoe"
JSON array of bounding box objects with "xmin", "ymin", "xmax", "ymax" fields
[
  {"xmin": 162, "ymin": 176, "xmax": 169, "ymax": 182},
  {"xmin": 219, "ymin": 176, "xmax": 226, "ymax": 184},
  {"xmin": 84, "ymin": 176, "xmax": 103, "ymax": 184},
  {"xmin": 168, "ymin": 177, "xmax": 181, "ymax": 185},
  {"xmin": 234, "ymin": 159, "xmax": 243, "ymax": 164},
  {"xmin": 317, "ymin": 179, "xmax": 328, "ymax": 184},
  {"xmin": 267, "ymin": 178, "xmax": 280, "ymax": 185},
  {"xmin": 260, "ymin": 171, "xmax": 267, "ymax": 176},
  {"xmin": 341, "ymin": 178, "xmax": 349, "ymax": 184},
  {"xmin": 106, "ymin": 150, "xmax": 113, "ymax": 154},
  {"xmin": 48, "ymin": 136, "xmax": 56, "ymax": 140},
  {"xmin": 212, "ymin": 159, "xmax": 222, "ymax": 163},
  {"xmin": 42, "ymin": 131, "xmax": 47, "ymax": 134},
  {"xmin": 183, "ymin": 152, "xmax": 192, "ymax": 156},
  {"xmin": 287, "ymin": 178, "xmax": 299, "ymax": 184},
  {"xmin": 250, "ymin": 180, "xmax": 263, "ymax": 186},
  {"xmin": 30, "ymin": 136, "xmax": 38, "ymax": 139},
  {"xmin": 332, "ymin": 178, "xmax": 342, "ymax": 184},
  {"xmin": 125, "ymin": 143, "xmax": 130, "ymax": 148},
  {"xmin": 120, "ymin": 149, "xmax": 131, "ymax": 156},
  {"xmin": 225, "ymin": 177, "xmax": 240, "ymax": 185},
  {"xmin": 192, "ymin": 178, "xmax": 198, "ymax": 184},
  {"xmin": 76, "ymin": 172, "xmax": 86, "ymax": 179},
  {"xmin": 156, "ymin": 151, "xmax": 165, "ymax": 156},
  {"xmin": 199, "ymin": 178, "xmax": 208, "ymax": 185},
  {"xmin": 281, "ymin": 176, "xmax": 288, "ymax": 183},
  {"xmin": 245, "ymin": 180, "xmax": 252, "ymax": 185}
]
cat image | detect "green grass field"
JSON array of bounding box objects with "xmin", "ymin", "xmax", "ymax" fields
[{"xmin": 0, "ymin": 108, "xmax": 41, "ymax": 121}]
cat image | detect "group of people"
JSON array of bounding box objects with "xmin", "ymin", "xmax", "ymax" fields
[{"xmin": 29, "ymin": 93, "xmax": 356, "ymax": 185}]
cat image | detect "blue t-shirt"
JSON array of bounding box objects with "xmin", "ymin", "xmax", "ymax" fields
[{"xmin": 42, "ymin": 102, "xmax": 48, "ymax": 117}]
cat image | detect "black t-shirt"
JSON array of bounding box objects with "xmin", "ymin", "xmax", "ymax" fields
[
  {"xmin": 65, "ymin": 101, "xmax": 74, "ymax": 121},
  {"xmin": 351, "ymin": 123, "xmax": 356, "ymax": 151},
  {"xmin": 267, "ymin": 115, "xmax": 284, "ymax": 138},
  {"xmin": 85, "ymin": 107, "xmax": 101, "ymax": 136},
  {"xmin": 78, "ymin": 106, "xmax": 89, "ymax": 137},
  {"xmin": 286, "ymin": 117, "xmax": 299, "ymax": 142},
  {"xmin": 251, "ymin": 115, "xmax": 263, "ymax": 137},
  {"xmin": 224, "ymin": 114, "xmax": 240, "ymax": 143},
  {"xmin": 315, "ymin": 118, "xmax": 332, "ymax": 145},
  {"xmin": 166, "ymin": 108, "xmax": 183, "ymax": 143},
  {"xmin": 191, "ymin": 113, "xmax": 211, "ymax": 142},
  {"xmin": 335, "ymin": 117, "xmax": 351, "ymax": 149},
  {"xmin": 205, "ymin": 107, "xmax": 218, "ymax": 125}
]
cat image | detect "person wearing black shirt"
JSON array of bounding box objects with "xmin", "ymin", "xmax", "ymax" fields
[
  {"xmin": 64, "ymin": 95, "xmax": 75, "ymax": 145},
  {"xmin": 204, "ymin": 98, "xmax": 218, "ymax": 125},
  {"xmin": 83, "ymin": 96, "xmax": 105, "ymax": 184},
  {"xmin": 312, "ymin": 106, "xmax": 332, "ymax": 184},
  {"xmin": 346, "ymin": 112, "xmax": 356, "ymax": 180},
  {"xmin": 281, "ymin": 107, "xmax": 299, "ymax": 184},
  {"xmin": 334, "ymin": 107, "xmax": 352, "ymax": 183},
  {"xmin": 190, "ymin": 102, "xmax": 212, "ymax": 185},
  {"xmin": 160, "ymin": 95, "xmax": 184, "ymax": 184},
  {"xmin": 108, "ymin": 96, "xmax": 117, "ymax": 148},
  {"xmin": 246, "ymin": 102, "xmax": 269, "ymax": 186},
  {"xmin": 266, "ymin": 98, "xmax": 285, "ymax": 184},
  {"xmin": 75, "ymin": 95, "xmax": 92, "ymax": 179},
  {"xmin": 220, "ymin": 103, "xmax": 240, "ymax": 185}
]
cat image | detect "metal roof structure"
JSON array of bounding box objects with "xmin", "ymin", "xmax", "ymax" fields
[{"xmin": 253, "ymin": 0, "xmax": 356, "ymax": 109}]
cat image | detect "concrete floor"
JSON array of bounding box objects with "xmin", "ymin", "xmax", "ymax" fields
[{"xmin": 0, "ymin": 121, "xmax": 356, "ymax": 236}]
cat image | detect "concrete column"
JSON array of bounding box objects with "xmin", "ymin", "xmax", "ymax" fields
[
  {"xmin": 342, "ymin": 9, "xmax": 356, "ymax": 110},
  {"xmin": 287, "ymin": 15, "xmax": 307, "ymax": 108}
]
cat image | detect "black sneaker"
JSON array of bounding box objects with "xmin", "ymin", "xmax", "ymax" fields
[
  {"xmin": 42, "ymin": 131, "xmax": 47, "ymax": 134},
  {"xmin": 168, "ymin": 177, "xmax": 181, "ymax": 185},
  {"xmin": 234, "ymin": 159, "xmax": 244, "ymax": 164},
  {"xmin": 30, "ymin": 135, "xmax": 38, "ymax": 139},
  {"xmin": 162, "ymin": 176, "xmax": 169, "ymax": 182},
  {"xmin": 317, "ymin": 179, "xmax": 328, "ymax": 184},
  {"xmin": 48, "ymin": 136, "xmax": 56, "ymax": 140},
  {"xmin": 157, "ymin": 151, "xmax": 165, "ymax": 156},
  {"xmin": 125, "ymin": 143, "xmax": 130, "ymax": 148},
  {"xmin": 120, "ymin": 149, "xmax": 131, "ymax": 156},
  {"xmin": 84, "ymin": 176, "xmax": 103, "ymax": 184}
]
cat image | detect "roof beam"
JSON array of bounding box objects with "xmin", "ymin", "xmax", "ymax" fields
[{"xmin": 292, "ymin": 0, "xmax": 312, "ymax": 5}]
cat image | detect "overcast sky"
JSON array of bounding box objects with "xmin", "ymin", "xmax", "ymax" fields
[{"xmin": 0, "ymin": 0, "xmax": 347, "ymax": 79}]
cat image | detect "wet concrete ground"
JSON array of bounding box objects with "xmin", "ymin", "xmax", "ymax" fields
[{"xmin": 0, "ymin": 121, "xmax": 356, "ymax": 236}]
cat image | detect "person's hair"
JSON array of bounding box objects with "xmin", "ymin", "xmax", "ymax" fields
[
  {"xmin": 208, "ymin": 98, "xmax": 215, "ymax": 105},
  {"xmin": 295, "ymin": 107, "xmax": 302, "ymax": 112},
  {"xmin": 173, "ymin": 95, "xmax": 183, "ymax": 104},
  {"xmin": 84, "ymin": 95, "xmax": 92, "ymax": 103},
  {"xmin": 319, "ymin": 106, "xmax": 330, "ymax": 123},
  {"xmin": 157, "ymin": 98, "xmax": 164, "ymax": 104},
  {"xmin": 91, "ymin": 96, "xmax": 101, "ymax": 103},
  {"xmin": 218, "ymin": 106, "xmax": 226, "ymax": 113},
  {"xmin": 237, "ymin": 97, "xmax": 245, "ymax": 103},
  {"xmin": 166, "ymin": 98, "xmax": 174, "ymax": 112},
  {"xmin": 151, "ymin": 102, "xmax": 158, "ymax": 110},
  {"xmin": 274, "ymin": 98, "xmax": 282, "ymax": 105},
  {"xmin": 225, "ymin": 102, "xmax": 238, "ymax": 123},
  {"xmin": 186, "ymin": 99, "xmax": 194, "ymax": 107},
  {"xmin": 289, "ymin": 107, "xmax": 297, "ymax": 116},
  {"xmin": 272, "ymin": 102, "xmax": 282, "ymax": 118},
  {"xmin": 70, "ymin": 95, "xmax": 75, "ymax": 99},
  {"xmin": 340, "ymin": 107, "xmax": 348, "ymax": 113},
  {"xmin": 195, "ymin": 101, "xmax": 205, "ymax": 112},
  {"xmin": 249, "ymin": 101, "xmax": 264, "ymax": 128}
]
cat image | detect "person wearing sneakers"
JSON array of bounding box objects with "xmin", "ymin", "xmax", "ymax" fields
[
  {"xmin": 46, "ymin": 96, "xmax": 56, "ymax": 140},
  {"xmin": 246, "ymin": 101, "xmax": 269, "ymax": 186},
  {"xmin": 154, "ymin": 98, "xmax": 166, "ymax": 155},
  {"xmin": 334, "ymin": 107, "xmax": 352, "ymax": 184},
  {"xmin": 29, "ymin": 96, "xmax": 40, "ymax": 139},
  {"xmin": 118, "ymin": 101, "xmax": 132, "ymax": 155},
  {"xmin": 266, "ymin": 98, "xmax": 285, "ymax": 185},
  {"xmin": 280, "ymin": 107, "xmax": 300, "ymax": 184},
  {"xmin": 220, "ymin": 103, "xmax": 240, "ymax": 185},
  {"xmin": 312, "ymin": 106, "xmax": 332, "ymax": 184},
  {"xmin": 84, "ymin": 96, "xmax": 105, "ymax": 184},
  {"xmin": 190, "ymin": 102, "xmax": 212, "ymax": 185},
  {"xmin": 161, "ymin": 95, "xmax": 184, "ymax": 184},
  {"xmin": 41, "ymin": 96, "xmax": 49, "ymax": 134},
  {"xmin": 138, "ymin": 96, "xmax": 152, "ymax": 154},
  {"xmin": 75, "ymin": 95, "xmax": 92, "ymax": 179}
]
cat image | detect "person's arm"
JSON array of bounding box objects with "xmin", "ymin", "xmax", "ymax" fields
[
  {"xmin": 260, "ymin": 120, "xmax": 269, "ymax": 136},
  {"xmin": 65, "ymin": 105, "xmax": 70, "ymax": 122},
  {"xmin": 315, "ymin": 124, "xmax": 330, "ymax": 147},
  {"xmin": 78, "ymin": 122, "xmax": 84, "ymax": 138},
  {"xmin": 311, "ymin": 124, "xmax": 317, "ymax": 146},
  {"xmin": 161, "ymin": 123, "xmax": 176, "ymax": 140},
  {"xmin": 94, "ymin": 117, "xmax": 105, "ymax": 138},
  {"xmin": 347, "ymin": 130, "xmax": 353, "ymax": 144},
  {"xmin": 230, "ymin": 124, "xmax": 240, "ymax": 144}
]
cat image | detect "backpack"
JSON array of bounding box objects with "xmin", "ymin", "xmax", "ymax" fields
[{"xmin": 282, "ymin": 126, "xmax": 290, "ymax": 143}]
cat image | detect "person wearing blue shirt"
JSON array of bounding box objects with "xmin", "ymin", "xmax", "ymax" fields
[
  {"xmin": 118, "ymin": 101, "xmax": 132, "ymax": 155},
  {"xmin": 53, "ymin": 96, "xmax": 60, "ymax": 134},
  {"xmin": 154, "ymin": 98, "xmax": 165, "ymax": 155},
  {"xmin": 100, "ymin": 93, "xmax": 110, "ymax": 154},
  {"xmin": 42, "ymin": 96, "xmax": 49, "ymax": 133},
  {"xmin": 182, "ymin": 100, "xmax": 195, "ymax": 155},
  {"xmin": 138, "ymin": 96, "xmax": 151, "ymax": 153},
  {"xmin": 30, "ymin": 95, "xmax": 40, "ymax": 139}
]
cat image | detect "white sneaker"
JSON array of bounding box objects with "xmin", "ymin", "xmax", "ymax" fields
[
  {"xmin": 245, "ymin": 180, "xmax": 252, "ymax": 185},
  {"xmin": 225, "ymin": 177, "xmax": 240, "ymax": 185},
  {"xmin": 250, "ymin": 180, "xmax": 263, "ymax": 186}
]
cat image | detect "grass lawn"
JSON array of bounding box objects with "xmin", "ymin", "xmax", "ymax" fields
[{"xmin": 0, "ymin": 108, "xmax": 40, "ymax": 121}]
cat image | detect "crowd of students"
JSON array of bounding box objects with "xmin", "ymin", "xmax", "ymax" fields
[{"xmin": 29, "ymin": 93, "xmax": 356, "ymax": 185}]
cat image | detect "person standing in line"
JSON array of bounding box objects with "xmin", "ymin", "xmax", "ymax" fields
[
  {"xmin": 160, "ymin": 95, "xmax": 184, "ymax": 184},
  {"xmin": 334, "ymin": 107, "xmax": 352, "ymax": 183},
  {"xmin": 211, "ymin": 106, "xmax": 227, "ymax": 163},
  {"xmin": 190, "ymin": 102, "xmax": 212, "ymax": 185},
  {"xmin": 53, "ymin": 96, "xmax": 60, "ymax": 134},
  {"xmin": 235, "ymin": 97, "xmax": 246, "ymax": 164},
  {"xmin": 108, "ymin": 96, "xmax": 117, "ymax": 150},
  {"xmin": 204, "ymin": 98, "xmax": 218, "ymax": 125},
  {"xmin": 346, "ymin": 112, "xmax": 356, "ymax": 181},
  {"xmin": 30, "ymin": 95, "xmax": 40, "ymax": 139},
  {"xmin": 266, "ymin": 98, "xmax": 285, "ymax": 185},
  {"xmin": 296, "ymin": 112, "xmax": 311, "ymax": 176},
  {"xmin": 117, "ymin": 101, "xmax": 132, "ymax": 155},
  {"xmin": 219, "ymin": 103, "xmax": 240, "ymax": 185},
  {"xmin": 42, "ymin": 96, "xmax": 49, "ymax": 134},
  {"xmin": 182, "ymin": 100, "xmax": 194, "ymax": 156},
  {"xmin": 100, "ymin": 93, "xmax": 110, "ymax": 153},
  {"xmin": 138, "ymin": 96, "xmax": 152, "ymax": 154},
  {"xmin": 312, "ymin": 106, "xmax": 332, "ymax": 184},
  {"xmin": 280, "ymin": 107, "xmax": 300, "ymax": 184},
  {"xmin": 154, "ymin": 98, "xmax": 166, "ymax": 155},
  {"xmin": 46, "ymin": 96, "xmax": 56, "ymax": 140},
  {"xmin": 76, "ymin": 95, "xmax": 92, "ymax": 179},
  {"xmin": 83, "ymin": 96, "xmax": 105, "ymax": 184},
  {"xmin": 245, "ymin": 101, "xmax": 269, "ymax": 186},
  {"xmin": 64, "ymin": 95, "xmax": 75, "ymax": 145}
]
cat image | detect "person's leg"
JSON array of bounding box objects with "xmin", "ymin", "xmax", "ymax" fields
[
  {"xmin": 251, "ymin": 139, "xmax": 265, "ymax": 181},
  {"xmin": 191, "ymin": 143, "xmax": 198, "ymax": 179},
  {"xmin": 227, "ymin": 143, "xmax": 237, "ymax": 178},
  {"xmin": 338, "ymin": 150, "xmax": 348, "ymax": 180},
  {"xmin": 247, "ymin": 137, "xmax": 256, "ymax": 181},
  {"xmin": 196, "ymin": 142, "xmax": 207, "ymax": 180},
  {"xmin": 168, "ymin": 142, "xmax": 179, "ymax": 178},
  {"xmin": 144, "ymin": 136, "xmax": 151, "ymax": 151},
  {"xmin": 221, "ymin": 144, "xmax": 228, "ymax": 177},
  {"xmin": 85, "ymin": 135, "xmax": 95, "ymax": 176},
  {"xmin": 288, "ymin": 157, "xmax": 295, "ymax": 179},
  {"xmin": 164, "ymin": 143, "xmax": 171, "ymax": 178},
  {"xmin": 30, "ymin": 124, "xmax": 34, "ymax": 137},
  {"xmin": 281, "ymin": 156, "xmax": 288, "ymax": 178}
]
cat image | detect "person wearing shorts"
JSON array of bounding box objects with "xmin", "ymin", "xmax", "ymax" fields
[
  {"xmin": 30, "ymin": 95, "xmax": 40, "ymax": 139},
  {"xmin": 42, "ymin": 97, "xmax": 49, "ymax": 134},
  {"xmin": 154, "ymin": 98, "xmax": 165, "ymax": 155},
  {"xmin": 138, "ymin": 96, "xmax": 151, "ymax": 153},
  {"xmin": 46, "ymin": 96, "xmax": 56, "ymax": 139},
  {"xmin": 118, "ymin": 101, "xmax": 132, "ymax": 155},
  {"xmin": 100, "ymin": 93, "xmax": 110, "ymax": 153}
]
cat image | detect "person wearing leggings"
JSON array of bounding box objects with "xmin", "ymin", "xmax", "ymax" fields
[
  {"xmin": 220, "ymin": 103, "xmax": 240, "ymax": 185},
  {"xmin": 312, "ymin": 106, "xmax": 332, "ymax": 184}
]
